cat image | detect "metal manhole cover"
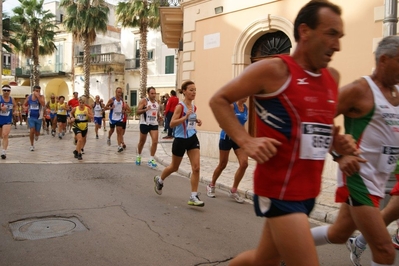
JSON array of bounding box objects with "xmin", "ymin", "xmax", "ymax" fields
[{"xmin": 9, "ymin": 216, "xmax": 88, "ymax": 240}]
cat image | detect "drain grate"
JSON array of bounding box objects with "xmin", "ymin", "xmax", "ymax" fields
[{"xmin": 9, "ymin": 216, "xmax": 88, "ymax": 240}]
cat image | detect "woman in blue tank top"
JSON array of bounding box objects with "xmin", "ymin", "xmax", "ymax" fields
[
  {"xmin": 153, "ymin": 80, "xmax": 205, "ymax": 207},
  {"xmin": 207, "ymin": 97, "xmax": 249, "ymax": 203}
]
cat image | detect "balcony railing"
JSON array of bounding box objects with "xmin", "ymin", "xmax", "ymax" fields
[
  {"xmin": 14, "ymin": 67, "xmax": 66, "ymax": 77},
  {"xmin": 75, "ymin": 52, "xmax": 125, "ymax": 66},
  {"xmin": 125, "ymin": 58, "xmax": 140, "ymax": 70},
  {"xmin": 160, "ymin": 0, "xmax": 182, "ymax": 6}
]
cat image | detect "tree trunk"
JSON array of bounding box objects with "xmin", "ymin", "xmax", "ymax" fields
[
  {"xmin": 83, "ymin": 36, "xmax": 91, "ymax": 103},
  {"xmin": 139, "ymin": 21, "xmax": 148, "ymax": 99},
  {"xmin": 32, "ymin": 35, "xmax": 40, "ymax": 86}
]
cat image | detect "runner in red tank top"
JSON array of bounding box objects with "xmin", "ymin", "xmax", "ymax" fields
[{"xmin": 210, "ymin": 1, "xmax": 357, "ymax": 265}]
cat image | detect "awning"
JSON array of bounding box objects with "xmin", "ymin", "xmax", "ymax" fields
[{"xmin": 7, "ymin": 86, "xmax": 31, "ymax": 98}]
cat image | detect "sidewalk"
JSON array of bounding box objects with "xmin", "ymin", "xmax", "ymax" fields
[{"xmin": 3, "ymin": 120, "xmax": 396, "ymax": 235}]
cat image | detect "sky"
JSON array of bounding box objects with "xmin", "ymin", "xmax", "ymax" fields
[
  {"xmin": 3, "ymin": 0, "xmax": 120, "ymax": 15},
  {"xmin": 3, "ymin": 0, "xmax": 22, "ymax": 14}
]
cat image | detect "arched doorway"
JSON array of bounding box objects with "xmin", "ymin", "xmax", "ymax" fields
[
  {"xmin": 45, "ymin": 78, "xmax": 69, "ymax": 101},
  {"xmin": 232, "ymin": 15, "xmax": 294, "ymax": 137},
  {"xmin": 251, "ymin": 31, "xmax": 291, "ymax": 62},
  {"xmin": 248, "ymin": 31, "xmax": 292, "ymax": 136}
]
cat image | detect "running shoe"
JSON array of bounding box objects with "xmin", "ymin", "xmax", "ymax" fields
[
  {"xmin": 35, "ymin": 135, "xmax": 39, "ymax": 141},
  {"xmin": 107, "ymin": 138, "xmax": 111, "ymax": 146},
  {"xmin": 154, "ymin": 175, "xmax": 163, "ymax": 195},
  {"xmin": 51, "ymin": 130, "xmax": 55, "ymax": 137},
  {"xmin": 58, "ymin": 133, "xmax": 62, "ymax": 139},
  {"xmin": 229, "ymin": 190, "xmax": 244, "ymax": 203},
  {"xmin": 77, "ymin": 153, "xmax": 82, "ymax": 160},
  {"xmin": 188, "ymin": 194, "xmax": 205, "ymax": 207},
  {"xmin": 392, "ymin": 229, "xmax": 399, "ymax": 250},
  {"xmin": 147, "ymin": 159, "xmax": 157, "ymax": 169},
  {"xmin": 117, "ymin": 146, "xmax": 123, "ymax": 153},
  {"xmin": 73, "ymin": 150, "xmax": 78, "ymax": 158},
  {"xmin": 206, "ymin": 184, "xmax": 216, "ymax": 198},
  {"xmin": 96, "ymin": 135, "xmax": 99, "ymax": 139},
  {"xmin": 135, "ymin": 155, "xmax": 141, "ymax": 166},
  {"xmin": 30, "ymin": 146, "xmax": 34, "ymax": 151},
  {"xmin": 81, "ymin": 148, "xmax": 84, "ymax": 154},
  {"xmin": 1, "ymin": 150, "xmax": 6, "ymax": 160},
  {"xmin": 346, "ymin": 237, "xmax": 365, "ymax": 266}
]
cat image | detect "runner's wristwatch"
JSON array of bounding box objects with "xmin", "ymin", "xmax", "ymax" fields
[{"xmin": 330, "ymin": 150, "xmax": 342, "ymax": 161}]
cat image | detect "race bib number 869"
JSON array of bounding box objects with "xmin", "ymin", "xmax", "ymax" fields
[{"xmin": 299, "ymin": 122, "xmax": 333, "ymax": 160}]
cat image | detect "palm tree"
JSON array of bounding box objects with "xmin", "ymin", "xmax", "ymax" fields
[
  {"xmin": 116, "ymin": 0, "xmax": 160, "ymax": 99},
  {"xmin": 60, "ymin": 0, "xmax": 109, "ymax": 100},
  {"xmin": 11, "ymin": 0, "xmax": 57, "ymax": 86},
  {"xmin": 2, "ymin": 15, "xmax": 20, "ymax": 53}
]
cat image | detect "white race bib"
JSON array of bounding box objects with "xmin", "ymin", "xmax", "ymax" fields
[
  {"xmin": 299, "ymin": 122, "xmax": 333, "ymax": 160},
  {"xmin": 148, "ymin": 111, "xmax": 157, "ymax": 122},
  {"xmin": 377, "ymin": 145, "xmax": 399, "ymax": 173},
  {"xmin": 0, "ymin": 104, "xmax": 10, "ymax": 116},
  {"xmin": 30, "ymin": 103, "xmax": 39, "ymax": 110},
  {"xmin": 187, "ymin": 113, "xmax": 197, "ymax": 130}
]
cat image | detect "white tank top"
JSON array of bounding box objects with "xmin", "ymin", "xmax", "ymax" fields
[
  {"xmin": 337, "ymin": 75, "xmax": 399, "ymax": 197},
  {"xmin": 139, "ymin": 98, "xmax": 159, "ymax": 126}
]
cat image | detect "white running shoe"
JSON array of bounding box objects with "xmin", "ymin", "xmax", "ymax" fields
[
  {"xmin": 154, "ymin": 176, "xmax": 163, "ymax": 195},
  {"xmin": 346, "ymin": 237, "xmax": 365, "ymax": 266},
  {"xmin": 229, "ymin": 190, "xmax": 244, "ymax": 203},
  {"xmin": 34, "ymin": 135, "xmax": 39, "ymax": 141},
  {"xmin": 206, "ymin": 184, "xmax": 215, "ymax": 198},
  {"xmin": 188, "ymin": 193, "xmax": 205, "ymax": 207},
  {"xmin": 30, "ymin": 146, "xmax": 35, "ymax": 151}
]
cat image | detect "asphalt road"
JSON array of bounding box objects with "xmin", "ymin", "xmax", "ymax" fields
[{"xmin": 0, "ymin": 163, "xmax": 381, "ymax": 266}]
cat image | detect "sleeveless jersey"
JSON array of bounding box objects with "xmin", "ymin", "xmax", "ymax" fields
[
  {"xmin": 220, "ymin": 102, "xmax": 248, "ymax": 140},
  {"xmin": 93, "ymin": 102, "xmax": 103, "ymax": 118},
  {"xmin": 139, "ymin": 98, "xmax": 159, "ymax": 126},
  {"xmin": 253, "ymin": 54, "xmax": 338, "ymax": 201},
  {"xmin": 49, "ymin": 101, "xmax": 57, "ymax": 114},
  {"xmin": 45, "ymin": 108, "xmax": 51, "ymax": 120},
  {"xmin": 336, "ymin": 76, "xmax": 399, "ymax": 203},
  {"xmin": 174, "ymin": 102, "xmax": 197, "ymax": 139},
  {"xmin": 27, "ymin": 95, "xmax": 42, "ymax": 119},
  {"xmin": 14, "ymin": 104, "xmax": 21, "ymax": 116},
  {"xmin": 73, "ymin": 106, "xmax": 89, "ymax": 131},
  {"xmin": 57, "ymin": 102, "xmax": 68, "ymax": 115},
  {"xmin": 109, "ymin": 97, "xmax": 123, "ymax": 124},
  {"xmin": 0, "ymin": 96, "xmax": 13, "ymax": 124}
]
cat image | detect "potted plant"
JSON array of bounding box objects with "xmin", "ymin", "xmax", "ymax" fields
[{"xmin": 130, "ymin": 106, "xmax": 138, "ymax": 120}]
